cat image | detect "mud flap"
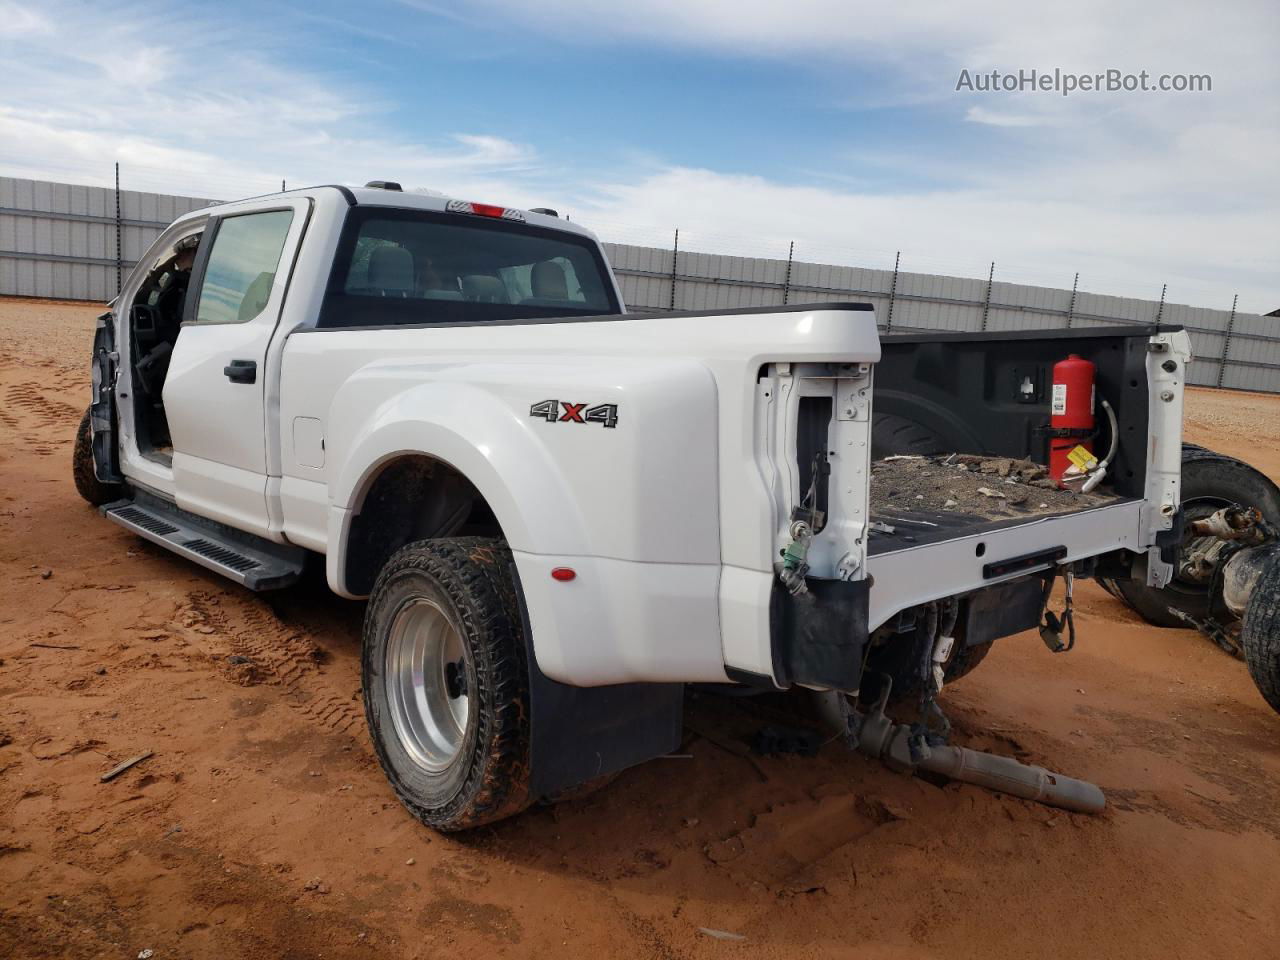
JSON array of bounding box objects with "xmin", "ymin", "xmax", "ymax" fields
[
  {"xmin": 526, "ymin": 667, "xmax": 684, "ymax": 799},
  {"xmin": 90, "ymin": 310, "xmax": 123, "ymax": 484},
  {"xmin": 771, "ymin": 578, "xmax": 870, "ymax": 692},
  {"xmin": 510, "ymin": 572, "xmax": 684, "ymax": 799}
]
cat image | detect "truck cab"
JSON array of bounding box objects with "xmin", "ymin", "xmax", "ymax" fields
[{"xmin": 78, "ymin": 183, "xmax": 1191, "ymax": 829}]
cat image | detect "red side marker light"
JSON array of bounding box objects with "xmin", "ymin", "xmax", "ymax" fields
[{"xmin": 551, "ymin": 567, "xmax": 577, "ymax": 582}]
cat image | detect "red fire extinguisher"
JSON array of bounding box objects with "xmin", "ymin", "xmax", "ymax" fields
[{"xmin": 1049, "ymin": 354, "xmax": 1096, "ymax": 487}]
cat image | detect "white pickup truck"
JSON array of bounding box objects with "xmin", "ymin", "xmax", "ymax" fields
[{"xmin": 76, "ymin": 182, "xmax": 1197, "ymax": 829}]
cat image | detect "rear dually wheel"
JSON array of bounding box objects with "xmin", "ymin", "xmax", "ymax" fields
[{"xmin": 362, "ymin": 537, "xmax": 533, "ymax": 831}]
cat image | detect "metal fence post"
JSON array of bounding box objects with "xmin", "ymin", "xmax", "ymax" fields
[
  {"xmin": 1066, "ymin": 271, "xmax": 1079, "ymax": 328},
  {"xmin": 782, "ymin": 240, "xmax": 794, "ymax": 305},
  {"xmin": 885, "ymin": 250, "xmax": 901, "ymax": 331},
  {"xmin": 114, "ymin": 162, "xmax": 123, "ymax": 295},
  {"xmin": 669, "ymin": 228, "xmax": 679, "ymax": 312},
  {"xmin": 1154, "ymin": 283, "xmax": 1167, "ymax": 327},
  {"xmin": 980, "ymin": 261, "xmax": 995, "ymax": 330},
  {"xmin": 1217, "ymin": 293, "xmax": 1238, "ymax": 388}
]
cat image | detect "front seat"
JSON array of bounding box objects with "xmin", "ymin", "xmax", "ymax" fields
[
  {"xmin": 367, "ymin": 245, "xmax": 416, "ymax": 297},
  {"xmin": 529, "ymin": 260, "xmax": 568, "ymax": 301},
  {"xmin": 237, "ymin": 271, "xmax": 275, "ymax": 323},
  {"xmin": 462, "ymin": 275, "xmax": 505, "ymax": 302}
]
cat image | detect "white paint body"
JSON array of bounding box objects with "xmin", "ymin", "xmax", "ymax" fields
[{"xmin": 108, "ymin": 186, "xmax": 1188, "ymax": 689}]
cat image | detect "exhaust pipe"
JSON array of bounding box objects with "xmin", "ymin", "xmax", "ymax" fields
[
  {"xmin": 915, "ymin": 743, "xmax": 1105, "ymax": 813},
  {"xmin": 844, "ymin": 688, "xmax": 1106, "ymax": 815}
]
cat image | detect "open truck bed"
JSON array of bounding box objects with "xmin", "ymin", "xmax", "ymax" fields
[{"xmin": 851, "ymin": 324, "xmax": 1183, "ymax": 632}]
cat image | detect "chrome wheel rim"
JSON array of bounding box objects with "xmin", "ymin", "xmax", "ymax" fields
[{"xmin": 384, "ymin": 598, "xmax": 470, "ymax": 772}]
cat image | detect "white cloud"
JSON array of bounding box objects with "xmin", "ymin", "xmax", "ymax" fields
[
  {"xmin": 437, "ymin": 0, "xmax": 1280, "ymax": 311},
  {"xmin": 0, "ymin": 0, "xmax": 1275, "ymax": 313},
  {"xmin": 564, "ymin": 165, "xmax": 1275, "ymax": 312},
  {"xmin": 0, "ymin": 0, "xmax": 51, "ymax": 35},
  {"xmin": 963, "ymin": 107, "xmax": 1044, "ymax": 128},
  {"xmin": 0, "ymin": 2, "xmax": 549, "ymax": 200}
]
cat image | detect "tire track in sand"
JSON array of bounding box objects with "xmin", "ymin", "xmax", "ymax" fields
[{"xmin": 178, "ymin": 590, "xmax": 365, "ymax": 737}]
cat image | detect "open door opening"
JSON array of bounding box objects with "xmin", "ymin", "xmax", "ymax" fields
[{"xmin": 127, "ymin": 230, "xmax": 203, "ymax": 464}]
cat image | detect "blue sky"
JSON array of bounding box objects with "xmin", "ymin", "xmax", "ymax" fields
[{"xmin": 1, "ymin": 0, "xmax": 1276, "ymax": 310}]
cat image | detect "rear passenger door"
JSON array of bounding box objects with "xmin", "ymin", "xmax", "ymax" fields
[{"xmin": 165, "ymin": 201, "xmax": 309, "ymax": 536}]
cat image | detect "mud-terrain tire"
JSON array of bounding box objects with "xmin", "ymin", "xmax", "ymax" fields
[
  {"xmin": 362, "ymin": 537, "xmax": 532, "ymax": 831},
  {"xmin": 1114, "ymin": 445, "xmax": 1280, "ymax": 628},
  {"xmin": 72, "ymin": 407, "xmax": 124, "ymax": 506},
  {"xmin": 943, "ymin": 639, "xmax": 993, "ymax": 685},
  {"xmin": 1241, "ymin": 554, "xmax": 1280, "ymax": 715},
  {"xmin": 864, "ymin": 631, "xmax": 995, "ymax": 706}
]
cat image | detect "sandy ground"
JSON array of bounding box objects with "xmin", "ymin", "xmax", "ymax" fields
[{"xmin": 1, "ymin": 297, "xmax": 1278, "ymax": 960}]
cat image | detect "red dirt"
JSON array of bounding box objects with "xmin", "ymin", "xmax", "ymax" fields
[{"xmin": 2, "ymin": 297, "xmax": 1278, "ymax": 959}]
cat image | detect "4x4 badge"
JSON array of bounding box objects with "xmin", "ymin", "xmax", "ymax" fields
[{"xmin": 529, "ymin": 400, "xmax": 619, "ymax": 428}]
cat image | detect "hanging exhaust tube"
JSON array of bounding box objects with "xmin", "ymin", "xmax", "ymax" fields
[
  {"xmin": 855, "ymin": 710, "xmax": 1106, "ymax": 814},
  {"xmin": 844, "ymin": 679, "xmax": 1106, "ymax": 815},
  {"xmin": 916, "ymin": 744, "xmax": 1105, "ymax": 813}
]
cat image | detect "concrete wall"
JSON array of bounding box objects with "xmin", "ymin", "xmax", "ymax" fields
[{"xmin": 3, "ymin": 176, "xmax": 1276, "ymax": 392}]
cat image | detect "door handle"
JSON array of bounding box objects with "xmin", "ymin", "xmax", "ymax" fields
[{"xmin": 223, "ymin": 360, "xmax": 257, "ymax": 384}]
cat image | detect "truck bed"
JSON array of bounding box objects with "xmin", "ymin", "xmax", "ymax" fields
[{"xmin": 867, "ymin": 454, "xmax": 1127, "ymax": 554}]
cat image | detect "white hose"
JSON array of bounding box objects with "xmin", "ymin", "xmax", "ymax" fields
[{"xmin": 1081, "ymin": 397, "xmax": 1118, "ymax": 493}]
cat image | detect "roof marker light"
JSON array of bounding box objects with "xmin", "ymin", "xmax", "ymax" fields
[{"xmin": 445, "ymin": 199, "xmax": 526, "ymax": 222}]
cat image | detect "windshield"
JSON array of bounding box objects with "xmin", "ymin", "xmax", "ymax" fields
[{"xmin": 317, "ymin": 207, "xmax": 621, "ymax": 328}]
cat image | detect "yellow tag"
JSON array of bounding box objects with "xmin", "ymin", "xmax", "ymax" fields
[{"xmin": 1067, "ymin": 445, "xmax": 1098, "ymax": 471}]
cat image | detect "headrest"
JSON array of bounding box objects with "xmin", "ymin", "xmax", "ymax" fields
[
  {"xmin": 238, "ymin": 271, "xmax": 274, "ymax": 322},
  {"xmin": 462, "ymin": 275, "xmax": 505, "ymax": 302},
  {"xmin": 367, "ymin": 245, "xmax": 415, "ymax": 294},
  {"xmin": 530, "ymin": 260, "xmax": 568, "ymax": 300}
]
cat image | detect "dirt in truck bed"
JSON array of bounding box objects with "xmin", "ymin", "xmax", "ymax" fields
[
  {"xmin": 870, "ymin": 453, "xmax": 1118, "ymax": 522},
  {"xmin": 2, "ymin": 297, "xmax": 1280, "ymax": 960}
]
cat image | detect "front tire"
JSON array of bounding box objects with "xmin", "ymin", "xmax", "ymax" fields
[
  {"xmin": 1115, "ymin": 446, "xmax": 1280, "ymax": 628},
  {"xmin": 72, "ymin": 407, "xmax": 124, "ymax": 506},
  {"xmin": 362, "ymin": 538, "xmax": 532, "ymax": 831},
  {"xmin": 944, "ymin": 639, "xmax": 993, "ymax": 685},
  {"xmin": 1242, "ymin": 555, "xmax": 1280, "ymax": 715}
]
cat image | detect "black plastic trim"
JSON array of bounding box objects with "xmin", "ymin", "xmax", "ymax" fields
[
  {"xmin": 882, "ymin": 324, "xmax": 1178, "ymax": 343},
  {"xmin": 322, "ymin": 184, "xmax": 358, "ymax": 206},
  {"xmin": 983, "ymin": 545, "xmax": 1067, "ymax": 579},
  {"xmin": 1156, "ymin": 507, "xmax": 1185, "ymax": 565},
  {"xmin": 181, "ymin": 216, "xmax": 220, "ymax": 327},
  {"xmin": 723, "ymin": 666, "xmax": 779, "ymax": 688}
]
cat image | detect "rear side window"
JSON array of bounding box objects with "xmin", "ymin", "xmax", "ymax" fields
[
  {"xmin": 193, "ymin": 210, "xmax": 294, "ymax": 324},
  {"xmin": 318, "ymin": 208, "xmax": 621, "ymax": 328}
]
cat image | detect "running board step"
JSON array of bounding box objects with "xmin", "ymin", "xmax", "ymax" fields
[{"xmin": 102, "ymin": 495, "xmax": 305, "ymax": 591}]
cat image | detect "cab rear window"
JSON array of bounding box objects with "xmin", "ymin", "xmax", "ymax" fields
[{"xmin": 317, "ymin": 207, "xmax": 621, "ymax": 328}]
